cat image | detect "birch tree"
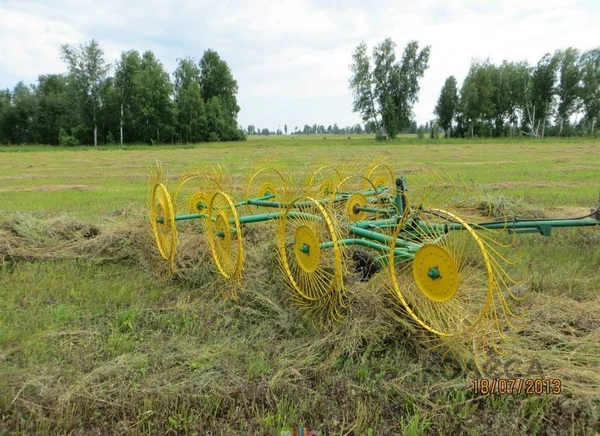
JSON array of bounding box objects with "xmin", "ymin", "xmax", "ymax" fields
[
  {"xmin": 435, "ymin": 76, "xmax": 459, "ymax": 137},
  {"xmin": 60, "ymin": 40, "xmax": 109, "ymax": 146},
  {"xmin": 114, "ymin": 50, "xmax": 141, "ymax": 145},
  {"xmin": 349, "ymin": 38, "xmax": 430, "ymax": 138},
  {"xmin": 579, "ymin": 48, "xmax": 600, "ymax": 135}
]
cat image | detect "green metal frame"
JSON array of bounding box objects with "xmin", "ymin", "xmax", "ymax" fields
[{"xmin": 157, "ymin": 173, "xmax": 599, "ymax": 271}]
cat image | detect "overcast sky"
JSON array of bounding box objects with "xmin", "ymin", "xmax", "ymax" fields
[{"xmin": 1, "ymin": 0, "xmax": 599, "ymax": 131}]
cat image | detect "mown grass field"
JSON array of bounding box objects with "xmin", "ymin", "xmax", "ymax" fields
[{"xmin": 1, "ymin": 135, "xmax": 599, "ymax": 435}]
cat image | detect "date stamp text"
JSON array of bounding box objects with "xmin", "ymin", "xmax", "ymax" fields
[{"xmin": 472, "ymin": 378, "xmax": 562, "ymax": 395}]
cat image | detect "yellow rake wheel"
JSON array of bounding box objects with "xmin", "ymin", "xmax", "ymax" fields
[
  {"xmin": 278, "ymin": 197, "xmax": 346, "ymax": 321},
  {"xmin": 388, "ymin": 209, "xmax": 494, "ymax": 337},
  {"xmin": 206, "ymin": 191, "xmax": 243, "ymax": 282},
  {"xmin": 174, "ymin": 168, "xmax": 230, "ymax": 217},
  {"xmin": 149, "ymin": 182, "xmax": 177, "ymax": 271},
  {"xmin": 345, "ymin": 193, "xmax": 368, "ymax": 223},
  {"xmin": 364, "ymin": 163, "xmax": 396, "ymax": 193},
  {"xmin": 306, "ymin": 165, "xmax": 342, "ymax": 200},
  {"xmin": 335, "ymin": 175, "xmax": 384, "ymax": 224},
  {"xmin": 173, "ymin": 170, "xmax": 201, "ymax": 214},
  {"xmin": 244, "ymin": 168, "xmax": 289, "ymax": 214},
  {"xmin": 188, "ymin": 191, "xmax": 212, "ymax": 214}
]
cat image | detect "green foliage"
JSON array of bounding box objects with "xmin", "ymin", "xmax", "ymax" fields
[
  {"xmin": 523, "ymin": 53, "xmax": 560, "ymax": 137},
  {"xmin": 114, "ymin": 50, "xmax": 142, "ymax": 144},
  {"xmin": 429, "ymin": 122, "xmax": 439, "ymax": 139},
  {"xmin": 580, "ymin": 48, "xmax": 600, "ymax": 134},
  {"xmin": 448, "ymin": 47, "xmax": 600, "ymax": 138},
  {"xmin": 58, "ymin": 127, "xmax": 79, "ymax": 146},
  {"xmin": 136, "ymin": 51, "xmax": 175, "ymax": 144},
  {"xmin": 34, "ymin": 74, "xmax": 69, "ymax": 145},
  {"xmin": 200, "ymin": 49, "xmax": 240, "ymax": 119},
  {"xmin": 0, "ymin": 40, "xmax": 244, "ymax": 146},
  {"xmin": 60, "ymin": 39, "xmax": 109, "ymax": 146},
  {"xmin": 435, "ymin": 76, "xmax": 459, "ymax": 136},
  {"xmin": 174, "ymin": 57, "xmax": 207, "ymax": 143},
  {"xmin": 349, "ymin": 38, "xmax": 430, "ymax": 138},
  {"xmin": 106, "ymin": 131, "xmax": 116, "ymax": 145},
  {"xmin": 460, "ymin": 60, "xmax": 496, "ymax": 137},
  {"xmin": 555, "ymin": 48, "xmax": 581, "ymax": 135}
]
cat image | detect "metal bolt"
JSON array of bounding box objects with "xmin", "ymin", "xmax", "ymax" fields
[{"xmin": 427, "ymin": 266, "xmax": 441, "ymax": 280}]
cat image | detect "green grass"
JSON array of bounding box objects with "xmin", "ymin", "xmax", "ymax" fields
[
  {"xmin": 0, "ymin": 137, "xmax": 599, "ymax": 434},
  {"xmin": 1, "ymin": 136, "xmax": 598, "ymax": 221}
]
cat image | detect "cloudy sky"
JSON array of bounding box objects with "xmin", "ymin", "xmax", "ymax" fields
[{"xmin": 1, "ymin": 0, "xmax": 599, "ymax": 131}]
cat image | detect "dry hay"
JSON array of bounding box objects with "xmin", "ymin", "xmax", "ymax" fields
[{"xmin": 0, "ymin": 213, "xmax": 151, "ymax": 267}]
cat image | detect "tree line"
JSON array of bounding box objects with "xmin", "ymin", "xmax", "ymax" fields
[
  {"xmin": 245, "ymin": 123, "xmax": 377, "ymax": 136},
  {"xmin": 349, "ymin": 39, "xmax": 600, "ymax": 139},
  {"xmin": 0, "ymin": 40, "xmax": 244, "ymax": 146},
  {"xmin": 434, "ymin": 48, "xmax": 600, "ymax": 138},
  {"xmin": 5, "ymin": 37, "xmax": 598, "ymax": 145}
]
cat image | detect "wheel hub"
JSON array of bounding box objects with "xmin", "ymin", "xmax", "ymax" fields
[
  {"xmin": 294, "ymin": 225, "xmax": 320, "ymax": 273},
  {"xmin": 413, "ymin": 244, "xmax": 458, "ymax": 302},
  {"xmin": 188, "ymin": 191, "xmax": 211, "ymax": 213},
  {"xmin": 346, "ymin": 193, "xmax": 368, "ymax": 222},
  {"xmin": 258, "ymin": 182, "xmax": 277, "ymax": 200},
  {"xmin": 319, "ymin": 180, "xmax": 334, "ymax": 196},
  {"xmin": 215, "ymin": 213, "xmax": 231, "ymax": 251}
]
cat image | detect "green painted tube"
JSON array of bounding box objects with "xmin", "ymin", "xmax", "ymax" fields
[
  {"xmin": 320, "ymin": 238, "xmax": 417, "ymax": 257},
  {"xmin": 395, "ymin": 178, "xmax": 407, "ymax": 216},
  {"xmin": 246, "ymin": 199, "xmax": 281, "ymax": 208},
  {"xmin": 349, "ymin": 226, "xmax": 393, "ymax": 244},
  {"xmin": 349, "ymin": 226, "xmax": 422, "ymax": 250},
  {"xmin": 246, "ymin": 199, "xmax": 328, "ymax": 209},
  {"xmin": 238, "ymin": 212, "xmax": 282, "ymax": 224},
  {"xmin": 157, "ymin": 213, "xmax": 208, "ymax": 223},
  {"xmin": 321, "ymin": 238, "xmax": 389, "ymax": 253},
  {"xmin": 174, "ymin": 213, "xmax": 208, "ymax": 221},
  {"xmin": 446, "ymin": 218, "xmax": 599, "ymax": 231},
  {"xmin": 235, "ymin": 211, "xmax": 324, "ymax": 224},
  {"xmin": 352, "ymin": 217, "xmax": 398, "ymax": 229},
  {"xmin": 248, "ymin": 195, "xmax": 343, "ymax": 210},
  {"xmin": 357, "ymin": 206, "xmax": 392, "ymax": 216},
  {"xmin": 234, "ymin": 193, "xmax": 276, "ymax": 207}
]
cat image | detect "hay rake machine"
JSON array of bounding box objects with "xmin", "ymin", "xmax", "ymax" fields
[{"xmin": 149, "ymin": 159, "xmax": 600, "ymax": 358}]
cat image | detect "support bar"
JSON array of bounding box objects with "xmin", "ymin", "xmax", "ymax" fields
[
  {"xmin": 174, "ymin": 213, "xmax": 208, "ymax": 221},
  {"xmin": 238, "ymin": 212, "xmax": 282, "ymax": 224},
  {"xmin": 356, "ymin": 206, "xmax": 393, "ymax": 216},
  {"xmin": 157, "ymin": 213, "xmax": 207, "ymax": 223},
  {"xmin": 349, "ymin": 225, "xmax": 422, "ymax": 250},
  {"xmin": 319, "ymin": 238, "xmax": 415, "ymax": 259},
  {"xmin": 446, "ymin": 217, "xmax": 599, "ymax": 236}
]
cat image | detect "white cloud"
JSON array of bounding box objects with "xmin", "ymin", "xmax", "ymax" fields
[
  {"xmin": 0, "ymin": 0, "xmax": 599, "ymax": 130},
  {"xmin": 0, "ymin": 7, "xmax": 82, "ymax": 80},
  {"xmin": 234, "ymin": 0, "xmax": 336, "ymax": 34}
]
